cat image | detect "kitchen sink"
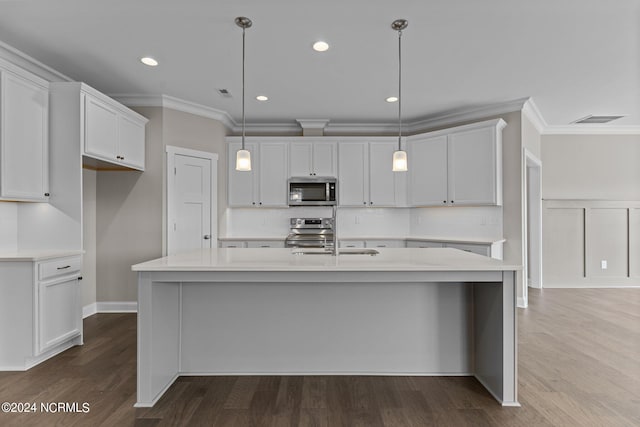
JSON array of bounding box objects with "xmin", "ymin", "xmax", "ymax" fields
[{"xmin": 292, "ymin": 249, "xmax": 379, "ymax": 256}]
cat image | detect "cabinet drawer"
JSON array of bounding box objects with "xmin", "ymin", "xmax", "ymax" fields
[
  {"xmin": 246, "ymin": 240, "xmax": 284, "ymax": 248},
  {"xmin": 220, "ymin": 241, "xmax": 247, "ymax": 248},
  {"xmin": 365, "ymin": 240, "xmax": 405, "ymax": 248},
  {"xmin": 38, "ymin": 256, "xmax": 82, "ymax": 281},
  {"xmin": 339, "ymin": 240, "xmax": 366, "ymax": 248},
  {"xmin": 406, "ymin": 241, "xmax": 445, "ymax": 248}
]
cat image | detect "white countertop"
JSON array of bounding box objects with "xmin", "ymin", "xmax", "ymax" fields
[
  {"xmin": 218, "ymin": 236, "xmax": 506, "ymax": 245},
  {"xmin": 0, "ymin": 250, "xmax": 83, "ymax": 262},
  {"xmin": 132, "ymin": 248, "xmax": 520, "ymax": 272}
]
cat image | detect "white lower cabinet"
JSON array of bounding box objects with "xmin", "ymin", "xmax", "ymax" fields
[
  {"xmin": 220, "ymin": 241, "xmax": 247, "ymax": 248},
  {"xmin": 219, "ymin": 240, "xmax": 284, "ymax": 248},
  {"xmin": 406, "ymin": 241, "xmax": 444, "ymax": 249},
  {"xmin": 339, "ymin": 240, "xmax": 366, "ymax": 248},
  {"xmin": 406, "ymin": 240, "xmax": 500, "ymax": 259},
  {"xmin": 0, "ymin": 254, "xmax": 83, "ymax": 370},
  {"xmin": 365, "ymin": 240, "xmax": 405, "ymax": 248},
  {"xmin": 445, "ymin": 242, "xmax": 491, "ymax": 257}
]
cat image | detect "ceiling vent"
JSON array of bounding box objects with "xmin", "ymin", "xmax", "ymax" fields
[
  {"xmin": 217, "ymin": 88, "xmax": 232, "ymax": 98},
  {"xmin": 572, "ymin": 115, "xmax": 624, "ymax": 124}
]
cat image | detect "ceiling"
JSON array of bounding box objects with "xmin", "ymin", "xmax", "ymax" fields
[{"xmin": 0, "ymin": 0, "xmax": 639, "ymax": 128}]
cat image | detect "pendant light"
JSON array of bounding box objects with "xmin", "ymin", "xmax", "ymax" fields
[
  {"xmin": 235, "ymin": 16, "xmax": 252, "ymax": 171},
  {"xmin": 391, "ymin": 19, "xmax": 408, "ymax": 172}
]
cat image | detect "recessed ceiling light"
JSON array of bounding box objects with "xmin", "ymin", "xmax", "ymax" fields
[
  {"xmin": 386, "ymin": 96, "xmax": 398, "ymax": 103},
  {"xmin": 312, "ymin": 41, "xmax": 329, "ymax": 52},
  {"xmin": 256, "ymin": 95, "xmax": 268, "ymax": 101},
  {"xmin": 140, "ymin": 57, "xmax": 158, "ymax": 67}
]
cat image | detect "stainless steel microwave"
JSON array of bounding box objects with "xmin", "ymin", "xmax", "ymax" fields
[{"xmin": 288, "ymin": 177, "xmax": 337, "ymax": 206}]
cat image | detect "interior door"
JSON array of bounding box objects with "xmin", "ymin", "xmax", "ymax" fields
[{"xmin": 169, "ymin": 153, "xmax": 212, "ymax": 255}]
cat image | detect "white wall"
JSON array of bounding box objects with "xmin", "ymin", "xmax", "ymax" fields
[{"xmin": 0, "ymin": 203, "xmax": 17, "ymax": 250}]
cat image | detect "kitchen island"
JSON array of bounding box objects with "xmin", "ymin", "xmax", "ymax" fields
[{"xmin": 132, "ymin": 248, "xmax": 520, "ymax": 407}]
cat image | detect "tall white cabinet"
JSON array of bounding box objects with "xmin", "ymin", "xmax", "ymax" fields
[{"xmin": 0, "ymin": 60, "xmax": 49, "ymax": 201}]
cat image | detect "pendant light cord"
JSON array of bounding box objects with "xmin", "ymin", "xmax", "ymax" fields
[
  {"xmin": 241, "ymin": 27, "xmax": 246, "ymax": 150},
  {"xmin": 398, "ymin": 29, "xmax": 402, "ymax": 151}
]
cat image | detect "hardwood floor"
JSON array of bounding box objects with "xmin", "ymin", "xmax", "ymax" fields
[{"xmin": 0, "ymin": 288, "xmax": 638, "ymax": 426}]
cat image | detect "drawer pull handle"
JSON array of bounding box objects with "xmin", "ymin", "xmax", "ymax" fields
[{"xmin": 57, "ymin": 265, "xmax": 71, "ymax": 270}]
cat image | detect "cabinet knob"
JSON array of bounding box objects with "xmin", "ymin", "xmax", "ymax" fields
[
  {"xmin": 252, "ymin": 202, "xmax": 256, "ymax": 205},
  {"xmin": 443, "ymin": 200, "xmax": 447, "ymax": 204},
  {"xmin": 370, "ymin": 202, "xmax": 373, "ymax": 205},
  {"xmin": 44, "ymin": 193, "xmax": 50, "ymax": 197},
  {"xmin": 259, "ymin": 202, "xmax": 262, "ymax": 205},
  {"xmin": 363, "ymin": 202, "xmax": 367, "ymax": 205},
  {"xmin": 451, "ymin": 201, "xmax": 454, "ymax": 204}
]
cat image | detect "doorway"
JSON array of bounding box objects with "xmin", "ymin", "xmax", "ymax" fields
[
  {"xmin": 166, "ymin": 146, "xmax": 218, "ymax": 256},
  {"xmin": 523, "ymin": 149, "xmax": 543, "ymax": 306}
]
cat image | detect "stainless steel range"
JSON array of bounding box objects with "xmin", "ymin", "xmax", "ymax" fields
[{"xmin": 284, "ymin": 217, "xmax": 334, "ymax": 249}]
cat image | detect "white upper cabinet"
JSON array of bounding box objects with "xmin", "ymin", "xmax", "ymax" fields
[
  {"xmin": 50, "ymin": 82, "xmax": 147, "ymax": 171},
  {"xmin": 338, "ymin": 140, "xmax": 399, "ymax": 207},
  {"xmin": 83, "ymin": 90, "xmax": 147, "ymax": 170},
  {"xmin": 338, "ymin": 142, "xmax": 368, "ymax": 206},
  {"xmin": 408, "ymin": 135, "xmax": 448, "ymax": 206},
  {"xmin": 227, "ymin": 140, "xmax": 289, "ymax": 207},
  {"xmin": 408, "ymin": 119, "xmax": 505, "ymax": 207},
  {"xmin": 0, "ymin": 63, "xmax": 49, "ymax": 201},
  {"xmin": 368, "ymin": 141, "xmax": 397, "ymax": 206},
  {"xmin": 289, "ymin": 141, "xmax": 337, "ymax": 177}
]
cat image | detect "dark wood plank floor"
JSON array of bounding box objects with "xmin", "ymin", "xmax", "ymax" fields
[{"xmin": 0, "ymin": 288, "xmax": 638, "ymax": 426}]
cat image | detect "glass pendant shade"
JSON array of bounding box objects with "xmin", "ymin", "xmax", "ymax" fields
[
  {"xmin": 236, "ymin": 149, "xmax": 252, "ymax": 171},
  {"xmin": 392, "ymin": 150, "xmax": 408, "ymax": 172}
]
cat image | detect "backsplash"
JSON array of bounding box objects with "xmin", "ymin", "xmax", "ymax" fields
[
  {"xmin": 0, "ymin": 203, "xmax": 18, "ymax": 250},
  {"xmin": 222, "ymin": 206, "xmax": 502, "ymax": 240}
]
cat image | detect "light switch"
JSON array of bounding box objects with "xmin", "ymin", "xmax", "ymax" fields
[{"xmin": 601, "ymin": 260, "xmax": 607, "ymax": 269}]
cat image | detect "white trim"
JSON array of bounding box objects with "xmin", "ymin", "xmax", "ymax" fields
[
  {"xmin": 110, "ymin": 94, "xmax": 236, "ymax": 130},
  {"xmin": 166, "ymin": 145, "xmax": 219, "ymax": 161},
  {"xmin": 474, "ymin": 374, "xmax": 521, "ymax": 407},
  {"xmin": 82, "ymin": 303, "xmax": 97, "ymax": 319},
  {"xmin": 96, "ymin": 301, "xmax": 138, "ymax": 313},
  {"xmin": 0, "ymin": 40, "xmax": 72, "ymax": 83},
  {"xmin": 517, "ymin": 297, "xmax": 528, "ymax": 308},
  {"xmin": 522, "ymin": 99, "xmax": 547, "ymax": 134},
  {"xmin": 296, "ymin": 119, "xmax": 330, "ymax": 130},
  {"xmin": 180, "ymin": 371, "xmax": 474, "ymax": 376}
]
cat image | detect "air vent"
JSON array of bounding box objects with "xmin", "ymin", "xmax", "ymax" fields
[
  {"xmin": 573, "ymin": 115, "xmax": 624, "ymax": 124},
  {"xmin": 217, "ymin": 88, "xmax": 232, "ymax": 98}
]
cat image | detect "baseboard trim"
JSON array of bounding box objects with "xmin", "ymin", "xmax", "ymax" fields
[
  {"xmin": 83, "ymin": 302, "xmax": 138, "ymax": 316},
  {"xmin": 517, "ymin": 297, "xmax": 528, "ymax": 308},
  {"xmin": 82, "ymin": 303, "xmax": 97, "ymax": 319}
]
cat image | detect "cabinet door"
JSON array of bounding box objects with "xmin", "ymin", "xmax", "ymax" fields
[
  {"xmin": 246, "ymin": 240, "xmax": 285, "ymax": 248},
  {"xmin": 0, "ymin": 71, "xmax": 48, "ymax": 200},
  {"xmin": 407, "ymin": 135, "xmax": 448, "ymax": 206},
  {"xmin": 258, "ymin": 142, "xmax": 288, "ymax": 206},
  {"xmin": 289, "ymin": 142, "xmax": 313, "ymax": 176},
  {"xmin": 368, "ymin": 141, "xmax": 396, "ymax": 206},
  {"xmin": 228, "ymin": 142, "xmax": 258, "ymax": 206},
  {"xmin": 220, "ymin": 241, "xmax": 248, "ymax": 248},
  {"xmin": 118, "ymin": 115, "xmax": 145, "ymax": 170},
  {"xmin": 338, "ymin": 142, "xmax": 367, "ymax": 206},
  {"xmin": 313, "ymin": 142, "xmax": 337, "ymax": 176},
  {"xmin": 84, "ymin": 94, "xmax": 118, "ymax": 162},
  {"xmin": 38, "ymin": 276, "xmax": 81, "ymax": 354},
  {"xmin": 448, "ymin": 127, "xmax": 497, "ymax": 205}
]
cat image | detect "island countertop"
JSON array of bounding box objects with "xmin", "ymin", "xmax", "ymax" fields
[{"xmin": 132, "ymin": 247, "xmax": 521, "ymax": 272}]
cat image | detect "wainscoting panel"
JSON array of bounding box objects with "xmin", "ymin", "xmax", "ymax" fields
[{"xmin": 543, "ymin": 201, "xmax": 640, "ymax": 287}]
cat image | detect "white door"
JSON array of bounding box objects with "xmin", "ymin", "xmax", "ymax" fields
[
  {"xmin": 118, "ymin": 115, "xmax": 145, "ymax": 170},
  {"xmin": 167, "ymin": 147, "xmax": 218, "ymax": 255},
  {"xmin": 289, "ymin": 142, "xmax": 313, "ymax": 176},
  {"xmin": 228, "ymin": 141, "xmax": 257, "ymax": 206},
  {"xmin": 407, "ymin": 135, "xmax": 448, "ymax": 206},
  {"xmin": 312, "ymin": 142, "xmax": 337, "ymax": 176},
  {"xmin": 84, "ymin": 94, "xmax": 118, "ymax": 162},
  {"xmin": 258, "ymin": 142, "xmax": 288, "ymax": 206}
]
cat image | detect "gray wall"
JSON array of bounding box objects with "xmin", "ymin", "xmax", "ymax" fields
[
  {"xmin": 92, "ymin": 107, "xmax": 227, "ymax": 303},
  {"xmin": 541, "ymin": 133, "xmax": 640, "ymax": 287}
]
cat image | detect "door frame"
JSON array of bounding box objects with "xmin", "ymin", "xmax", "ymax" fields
[
  {"xmin": 166, "ymin": 146, "xmax": 218, "ymax": 256},
  {"xmin": 523, "ymin": 149, "xmax": 543, "ymax": 303}
]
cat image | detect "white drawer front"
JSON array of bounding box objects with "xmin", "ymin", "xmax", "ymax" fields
[
  {"xmin": 246, "ymin": 241, "xmax": 285, "ymax": 248},
  {"xmin": 38, "ymin": 256, "xmax": 82, "ymax": 281}
]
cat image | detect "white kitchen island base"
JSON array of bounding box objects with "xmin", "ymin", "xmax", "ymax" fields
[{"xmin": 133, "ymin": 248, "xmax": 519, "ymax": 408}]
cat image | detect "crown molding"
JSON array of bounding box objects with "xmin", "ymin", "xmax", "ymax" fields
[
  {"xmin": 110, "ymin": 94, "xmax": 237, "ymax": 130},
  {"xmin": 0, "ymin": 39, "xmax": 72, "ymax": 83},
  {"xmin": 521, "ymin": 98, "xmax": 547, "ymax": 134}
]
